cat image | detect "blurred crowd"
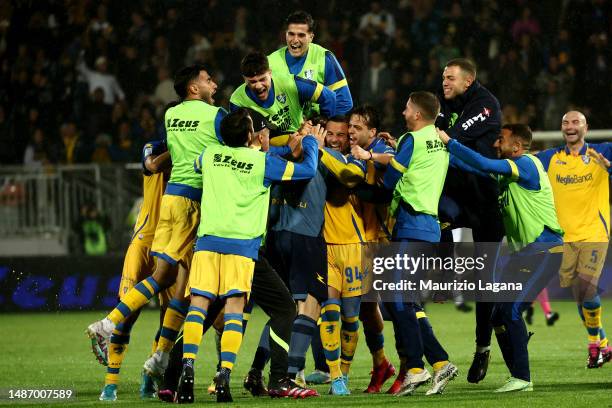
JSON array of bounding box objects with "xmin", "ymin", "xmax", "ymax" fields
[{"xmin": 0, "ymin": 0, "xmax": 609, "ymax": 165}]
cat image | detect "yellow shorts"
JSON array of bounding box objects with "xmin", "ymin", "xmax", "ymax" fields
[
  {"xmin": 186, "ymin": 251, "xmax": 254, "ymax": 299},
  {"xmin": 327, "ymin": 243, "xmax": 364, "ymax": 297},
  {"xmin": 118, "ymin": 241, "xmax": 175, "ymax": 307},
  {"xmin": 151, "ymin": 195, "xmax": 200, "ymax": 267},
  {"xmin": 559, "ymin": 242, "xmax": 608, "ymax": 288}
]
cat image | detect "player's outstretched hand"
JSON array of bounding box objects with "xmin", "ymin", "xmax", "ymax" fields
[
  {"xmin": 310, "ymin": 124, "xmax": 326, "ymax": 147},
  {"xmin": 378, "ymin": 132, "xmax": 397, "ymax": 149},
  {"xmin": 436, "ymin": 128, "xmax": 451, "ymax": 145},
  {"xmin": 587, "ymin": 148, "xmax": 611, "ymax": 170},
  {"xmin": 351, "ymin": 144, "xmax": 370, "ymax": 160}
]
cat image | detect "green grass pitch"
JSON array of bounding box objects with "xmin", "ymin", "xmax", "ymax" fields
[{"xmin": 0, "ymin": 301, "xmax": 610, "ymax": 407}]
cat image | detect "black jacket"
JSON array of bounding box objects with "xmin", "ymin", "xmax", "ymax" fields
[
  {"xmin": 436, "ymin": 81, "xmax": 501, "ymax": 159},
  {"xmin": 435, "ymin": 81, "xmax": 504, "ymax": 239}
]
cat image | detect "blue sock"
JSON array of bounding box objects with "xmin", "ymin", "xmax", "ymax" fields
[{"xmin": 287, "ymin": 314, "xmax": 317, "ymax": 376}]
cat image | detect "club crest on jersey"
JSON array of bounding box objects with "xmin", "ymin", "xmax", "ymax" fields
[
  {"xmin": 276, "ymin": 93, "xmax": 287, "ymax": 104},
  {"xmin": 582, "ymin": 155, "xmax": 590, "ymax": 164},
  {"xmin": 555, "ymin": 159, "xmax": 567, "ymax": 165},
  {"xmin": 304, "ymin": 69, "xmax": 314, "ymax": 80}
]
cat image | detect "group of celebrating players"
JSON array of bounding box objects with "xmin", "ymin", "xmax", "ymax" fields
[{"xmin": 85, "ymin": 10, "xmax": 612, "ymax": 403}]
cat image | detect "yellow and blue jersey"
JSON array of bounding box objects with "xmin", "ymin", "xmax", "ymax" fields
[
  {"xmin": 536, "ymin": 143, "xmax": 612, "ymax": 242},
  {"xmin": 132, "ymin": 141, "xmax": 168, "ymax": 246},
  {"xmin": 359, "ymin": 137, "xmax": 395, "ymax": 241},
  {"xmin": 321, "ymin": 147, "xmax": 367, "ymax": 244}
]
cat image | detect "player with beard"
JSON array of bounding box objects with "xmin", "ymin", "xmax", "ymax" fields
[
  {"xmin": 87, "ymin": 65, "xmax": 226, "ymax": 382},
  {"xmin": 317, "ymin": 116, "xmax": 368, "ymax": 395},
  {"xmin": 381, "ymin": 92, "xmax": 458, "ymax": 396},
  {"xmin": 438, "ymin": 123, "xmax": 563, "ymax": 392}
]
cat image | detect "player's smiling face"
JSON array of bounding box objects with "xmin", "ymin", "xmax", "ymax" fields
[
  {"xmin": 325, "ymin": 121, "xmax": 349, "ymax": 153},
  {"xmin": 244, "ymin": 70, "xmax": 272, "ymax": 101},
  {"xmin": 286, "ymin": 23, "xmax": 313, "ymax": 58},
  {"xmin": 442, "ymin": 65, "xmax": 471, "ymax": 100},
  {"xmin": 561, "ymin": 111, "xmax": 587, "ymax": 145},
  {"xmin": 494, "ymin": 128, "xmax": 516, "ymax": 159}
]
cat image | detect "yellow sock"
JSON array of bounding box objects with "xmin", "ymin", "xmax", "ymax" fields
[
  {"xmin": 220, "ymin": 313, "xmax": 244, "ymax": 370},
  {"xmin": 107, "ymin": 277, "xmax": 160, "ymax": 325},
  {"xmin": 104, "ymin": 327, "xmax": 131, "ymax": 385},
  {"xmin": 583, "ymin": 305, "xmax": 602, "ymax": 344},
  {"xmin": 340, "ymin": 315, "xmax": 359, "ymax": 375},
  {"xmin": 150, "ymin": 337, "xmax": 159, "ymax": 356},
  {"xmin": 600, "ymin": 333, "xmax": 609, "ymax": 349},
  {"xmin": 157, "ymin": 299, "xmax": 187, "ymax": 353},
  {"xmin": 183, "ymin": 306, "xmax": 207, "ymax": 360},
  {"xmin": 433, "ymin": 360, "xmax": 449, "ymax": 372},
  {"xmin": 320, "ymin": 301, "xmax": 342, "ymax": 378}
]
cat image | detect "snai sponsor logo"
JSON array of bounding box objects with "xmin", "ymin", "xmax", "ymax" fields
[{"xmin": 555, "ymin": 173, "xmax": 593, "ymax": 185}]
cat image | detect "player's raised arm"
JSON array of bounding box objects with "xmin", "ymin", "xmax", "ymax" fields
[
  {"xmin": 383, "ymin": 133, "xmax": 413, "ymax": 190},
  {"xmin": 294, "ymin": 76, "xmax": 336, "ymax": 118},
  {"xmin": 323, "ymin": 51, "xmax": 353, "ymax": 114},
  {"xmin": 320, "ymin": 147, "xmax": 366, "ymax": 188},
  {"xmin": 438, "ymin": 128, "xmax": 512, "ymax": 177},
  {"xmin": 143, "ymin": 140, "xmax": 171, "ymax": 174},
  {"xmin": 263, "ymin": 124, "xmax": 325, "ymax": 186}
]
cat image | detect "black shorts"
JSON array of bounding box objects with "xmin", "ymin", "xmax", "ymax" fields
[{"xmin": 265, "ymin": 230, "xmax": 328, "ymax": 303}]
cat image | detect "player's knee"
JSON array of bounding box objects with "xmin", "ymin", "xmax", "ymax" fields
[
  {"xmin": 583, "ymin": 295, "xmax": 601, "ymax": 309},
  {"xmin": 341, "ymin": 296, "xmax": 361, "ymax": 319}
]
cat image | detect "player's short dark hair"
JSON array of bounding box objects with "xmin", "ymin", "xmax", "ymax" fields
[
  {"xmin": 173, "ymin": 64, "xmax": 208, "ymax": 99},
  {"xmin": 408, "ymin": 91, "xmax": 440, "ymax": 121},
  {"xmin": 351, "ymin": 105, "xmax": 380, "ymax": 130},
  {"xmin": 327, "ymin": 115, "xmax": 349, "ymax": 126},
  {"xmin": 240, "ymin": 52, "xmax": 270, "ymax": 78},
  {"xmin": 286, "ymin": 10, "xmax": 315, "ymax": 32},
  {"xmin": 221, "ymin": 108, "xmax": 252, "ymax": 147},
  {"xmin": 308, "ymin": 114, "xmax": 328, "ymax": 128},
  {"xmin": 503, "ymin": 123, "xmax": 532, "ymax": 149},
  {"xmin": 445, "ymin": 58, "xmax": 477, "ymax": 79}
]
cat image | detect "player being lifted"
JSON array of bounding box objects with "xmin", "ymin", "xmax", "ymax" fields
[
  {"xmin": 268, "ymin": 11, "xmax": 353, "ymax": 117},
  {"xmin": 175, "ymin": 109, "xmax": 324, "ymax": 403},
  {"xmin": 230, "ymin": 52, "xmax": 336, "ymax": 146},
  {"xmin": 97, "ymin": 140, "xmax": 172, "ymax": 401},
  {"xmin": 87, "ymin": 65, "xmax": 226, "ymax": 378},
  {"xmin": 536, "ymin": 111, "xmax": 612, "ymax": 368}
]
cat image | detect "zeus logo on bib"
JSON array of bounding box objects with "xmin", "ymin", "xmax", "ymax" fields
[
  {"xmin": 461, "ymin": 107, "xmax": 491, "ymax": 131},
  {"xmin": 213, "ymin": 154, "xmax": 254, "ymax": 173},
  {"xmin": 267, "ymin": 106, "xmax": 291, "ymax": 132},
  {"xmin": 166, "ymin": 118, "xmax": 200, "ymax": 130}
]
